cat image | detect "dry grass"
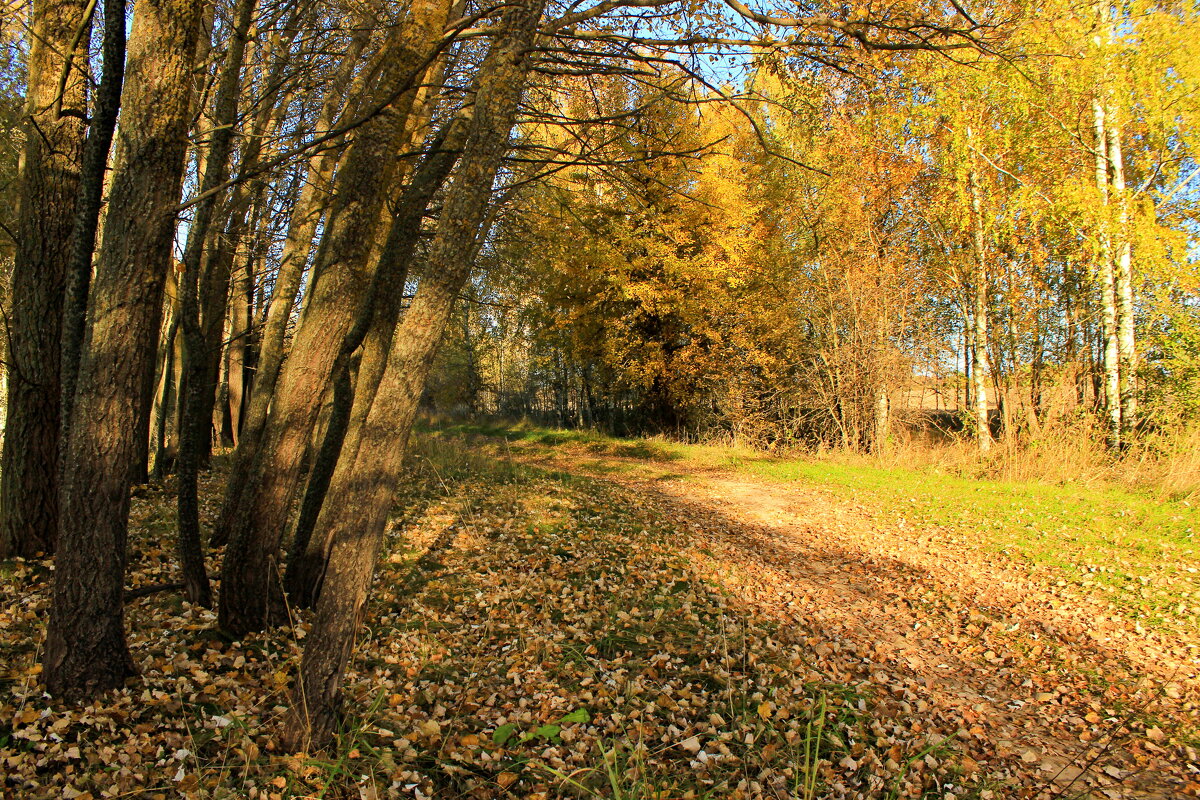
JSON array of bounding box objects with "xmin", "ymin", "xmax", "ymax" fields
[{"xmin": 866, "ymin": 418, "xmax": 1200, "ymax": 501}]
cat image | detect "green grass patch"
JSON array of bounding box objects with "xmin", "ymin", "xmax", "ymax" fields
[{"xmin": 742, "ymin": 457, "xmax": 1198, "ymax": 616}]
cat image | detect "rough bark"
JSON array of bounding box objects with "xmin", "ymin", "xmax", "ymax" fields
[
  {"xmin": 284, "ymin": 114, "xmax": 470, "ymax": 607},
  {"xmin": 175, "ymin": 0, "xmax": 256, "ymax": 608},
  {"xmin": 212, "ymin": 25, "xmax": 374, "ymax": 550},
  {"xmin": 0, "ymin": 0, "xmax": 89, "ymax": 559},
  {"xmin": 218, "ymin": 0, "xmax": 453, "ymax": 637},
  {"xmin": 61, "ymin": 0, "xmax": 127, "ymax": 445},
  {"xmin": 284, "ymin": 355, "xmax": 355, "ymax": 606},
  {"xmin": 280, "ymin": 0, "xmax": 543, "ymax": 749},
  {"xmin": 44, "ymin": 0, "xmax": 206, "ymax": 697}
]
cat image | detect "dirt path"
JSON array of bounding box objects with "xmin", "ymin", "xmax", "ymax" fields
[{"xmin": 528, "ymin": 448, "xmax": 1200, "ymax": 799}]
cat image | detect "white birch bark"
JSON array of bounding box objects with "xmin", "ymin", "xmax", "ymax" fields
[
  {"xmin": 1093, "ymin": 98, "xmax": 1122, "ymax": 448},
  {"xmin": 1106, "ymin": 102, "xmax": 1137, "ymax": 437},
  {"xmin": 966, "ymin": 127, "xmax": 992, "ymax": 453}
]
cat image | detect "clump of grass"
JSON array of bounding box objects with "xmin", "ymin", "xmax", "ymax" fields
[
  {"xmin": 874, "ymin": 415, "xmax": 1200, "ymax": 501},
  {"xmin": 409, "ymin": 428, "xmax": 527, "ymax": 486}
]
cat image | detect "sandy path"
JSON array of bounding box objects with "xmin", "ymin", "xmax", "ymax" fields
[{"xmin": 531, "ymin": 449, "xmax": 1200, "ymax": 799}]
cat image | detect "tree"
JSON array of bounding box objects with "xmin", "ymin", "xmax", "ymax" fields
[
  {"xmin": 966, "ymin": 127, "xmax": 994, "ymax": 453},
  {"xmin": 282, "ymin": 0, "xmax": 548, "ymax": 748},
  {"xmin": 45, "ymin": 0, "xmax": 207, "ymax": 696},
  {"xmin": 61, "ymin": 0, "xmax": 127, "ymax": 448},
  {"xmin": 176, "ymin": 0, "xmax": 258, "ymax": 608},
  {"xmin": 0, "ymin": 0, "xmax": 90, "ymax": 559},
  {"xmin": 217, "ymin": 0, "xmax": 456, "ymax": 636}
]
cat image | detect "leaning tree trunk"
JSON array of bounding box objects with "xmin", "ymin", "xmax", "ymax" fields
[
  {"xmin": 44, "ymin": 0, "xmax": 206, "ymax": 697},
  {"xmin": 217, "ymin": 0, "xmax": 453, "ymax": 637},
  {"xmin": 176, "ymin": 0, "xmax": 257, "ymax": 607},
  {"xmin": 279, "ymin": 71, "xmax": 460, "ymax": 603},
  {"xmin": 195, "ymin": 108, "xmax": 289, "ymax": 468},
  {"xmin": 61, "ymin": 0, "xmax": 127, "ymax": 444},
  {"xmin": 0, "ymin": 0, "xmax": 89, "ymax": 559},
  {"xmin": 212, "ymin": 23, "xmax": 373, "ymax": 550},
  {"xmin": 281, "ymin": 0, "xmax": 544, "ymax": 749},
  {"xmin": 284, "ymin": 114, "xmax": 470, "ymax": 607}
]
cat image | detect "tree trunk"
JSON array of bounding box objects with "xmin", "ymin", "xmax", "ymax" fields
[
  {"xmin": 176, "ymin": 0, "xmax": 256, "ymax": 608},
  {"xmin": 281, "ymin": 2, "xmax": 543, "ymax": 750},
  {"xmin": 966, "ymin": 131, "xmax": 992, "ymax": 454},
  {"xmin": 1092, "ymin": 98, "xmax": 1121, "ymax": 449},
  {"xmin": 44, "ymin": 0, "xmax": 206, "ymax": 697},
  {"xmin": 0, "ymin": 0, "xmax": 90, "ymax": 559},
  {"xmin": 1105, "ymin": 102, "xmax": 1137, "ymax": 439},
  {"xmin": 218, "ymin": 0, "xmax": 454, "ymax": 637},
  {"xmin": 212, "ymin": 24, "xmax": 374, "ymax": 550},
  {"xmin": 151, "ymin": 307, "xmax": 181, "ymax": 481},
  {"xmin": 284, "ymin": 114, "xmax": 469, "ymax": 607},
  {"xmin": 61, "ymin": 0, "xmax": 127, "ymax": 446},
  {"xmin": 214, "ymin": 322, "xmax": 233, "ymax": 447},
  {"xmin": 284, "ymin": 354, "xmax": 356, "ymax": 603},
  {"xmin": 872, "ymin": 387, "xmax": 890, "ymax": 453},
  {"xmin": 227, "ymin": 249, "xmax": 252, "ymax": 445}
]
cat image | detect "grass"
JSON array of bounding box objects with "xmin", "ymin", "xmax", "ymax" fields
[
  {"xmin": 742, "ymin": 455, "xmax": 1199, "ymax": 624},
  {"xmin": 439, "ymin": 418, "xmax": 1200, "ymax": 626},
  {"xmin": 748, "ymin": 457, "xmax": 1194, "ymax": 554}
]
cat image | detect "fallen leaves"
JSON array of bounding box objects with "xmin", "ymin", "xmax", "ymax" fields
[{"xmin": 2, "ymin": 435, "xmax": 1198, "ymax": 799}]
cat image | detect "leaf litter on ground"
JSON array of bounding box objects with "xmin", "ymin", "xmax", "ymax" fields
[{"xmin": 0, "ymin": 428, "xmax": 1197, "ymax": 799}]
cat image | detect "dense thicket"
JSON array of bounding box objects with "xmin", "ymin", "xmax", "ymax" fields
[{"xmin": 0, "ymin": 0, "xmax": 1195, "ymax": 752}]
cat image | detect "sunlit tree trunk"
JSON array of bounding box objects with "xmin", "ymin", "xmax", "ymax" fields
[
  {"xmin": 213, "ymin": 23, "xmax": 373, "ymax": 550},
  {"xmin": 280, "ymin": 0, "xmax": 544, "ymax": 748},
  {"xmin": 61, "ymin": 0, "xmax": 127, "ymax": 446},
  {"xmin": 284, "ymin": 113, "xmax": 469, "ymax": 607},
  {"xmin": 227, "ymin": 247, "xmax": 253, "ymax": 445},
  {"xmin": 0, "ymin": 0, "xmax": 89, "ymax": 558},
  {"xmin": 966, "ymin": 129, "xmax": 992, "ymax": 454},
  {"xmin": 1092, "ymin": 99, "xmax": 1121, "ymax": 449},
  {"xmin": 218, "ymin": 0, "xmax": 453, "ymax": 636},
  {"xmin": 873, "ymin": 388, "xmax": 890, "ymax": 453},
  {"xmin": 44, "ymin": 0, "xmax": 206, "ymax": 696},
  {"xmin": 1105, "ymin": 102, "xmax": 1137, "ymax": 439}
]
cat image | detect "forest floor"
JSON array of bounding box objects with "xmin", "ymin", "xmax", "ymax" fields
[{"xmin": 2, "ymin": 422, "xmax": 1198, "ymax": 799}]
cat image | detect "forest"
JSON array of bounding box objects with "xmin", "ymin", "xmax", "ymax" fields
[{"xmin": 0, "ymin": 0, "xmax": 1198, "ymax": 796}]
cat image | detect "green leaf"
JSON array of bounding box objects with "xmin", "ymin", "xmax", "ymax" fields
[
  {"xmin": 559, "ymin": 708, "xmax": 590, "ymax": 724},
  {"xmin": 492, "ymin": 723, "xmax": 517, "ymax": 745},
  {"xmin": 520, "ymin": 723, "xmax": 561, "ymax": 743}
]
